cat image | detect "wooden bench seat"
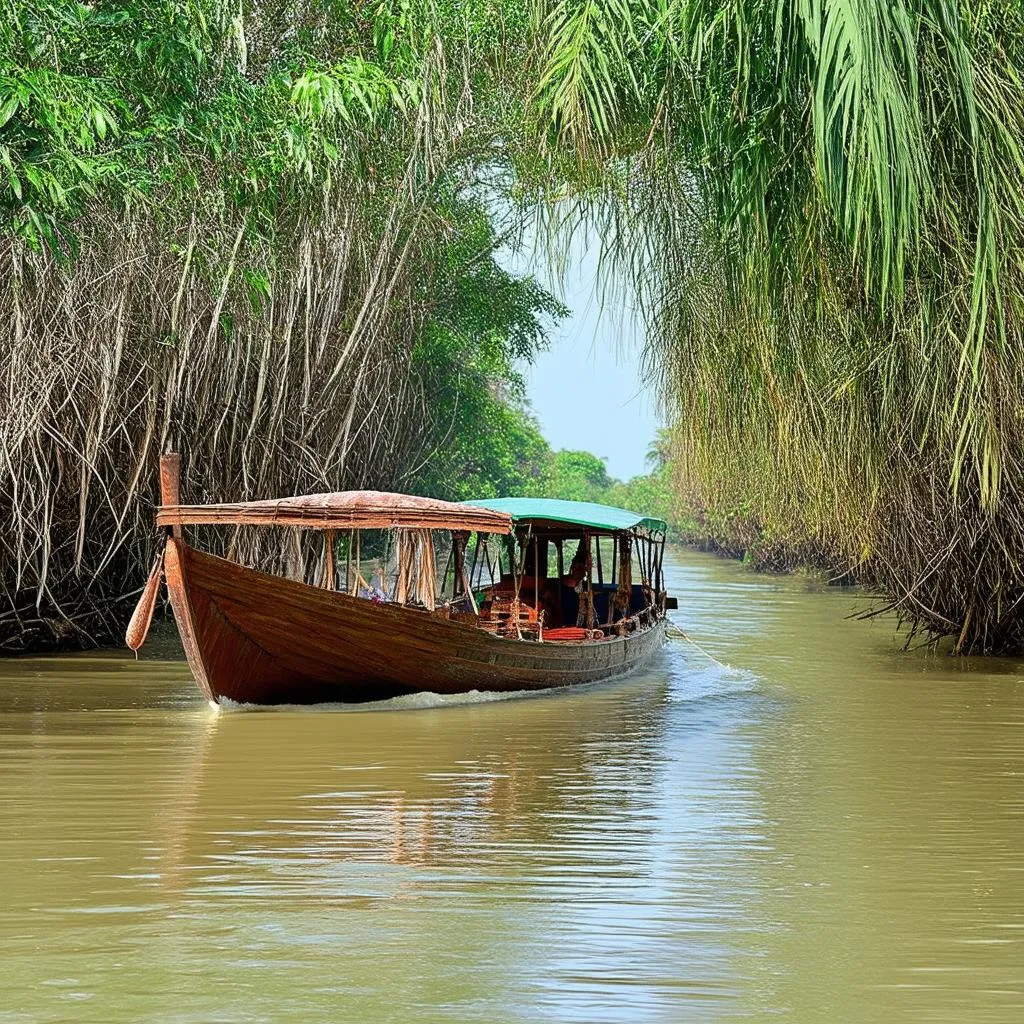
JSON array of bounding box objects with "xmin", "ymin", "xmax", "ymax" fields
[{"xmin": 480, "ymin": 596, "xmax": 542, "ymax": 640}]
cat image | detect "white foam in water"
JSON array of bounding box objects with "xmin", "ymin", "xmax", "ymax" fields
[
  {"xmin": 214, "ymin": 662, "xmax": 667, "ymax": 713},
  {"xmin": 217, "ymin": 686, "xmax": 545, "ymax": 713},
  {"xmin": 666, "ymin": 653, "xmax": 759, "ymax": 704}
]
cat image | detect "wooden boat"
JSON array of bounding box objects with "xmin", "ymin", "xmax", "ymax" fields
[{"xmin": 127, "ymin": 454, "xmax": 672, "ymax": 706}]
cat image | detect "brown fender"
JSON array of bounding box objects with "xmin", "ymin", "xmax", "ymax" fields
[{"xmin": 125, "ymin": 552, "xmax": 164, "ymax": 651}]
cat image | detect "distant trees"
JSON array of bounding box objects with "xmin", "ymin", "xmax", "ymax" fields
[
  {"xmin": 526, "ymin": 447, "xmax": 681, "ymax": 538},
  {"xmin": 537, "ymin": 451, "xmax": 614, "ymax": 504}
]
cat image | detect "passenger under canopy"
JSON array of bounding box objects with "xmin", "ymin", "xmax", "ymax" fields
[{"xmin": 459, "ymin": 496, "xmax": 669, "ymax": 641}]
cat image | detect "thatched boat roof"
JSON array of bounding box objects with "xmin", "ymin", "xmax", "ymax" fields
[{"xmin": 156, "ymin": 491, "xmax": 513, "ymax": 534}]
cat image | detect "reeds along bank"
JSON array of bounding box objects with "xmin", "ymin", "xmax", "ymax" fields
[{"xmin": 0, "ymin": 2, "xmax": 561, "ymax": 650}]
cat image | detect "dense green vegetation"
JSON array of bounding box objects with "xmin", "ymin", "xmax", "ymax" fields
[
  {"xmin": 407, "ymin": 199, "xmax": 566, "ymax": 502},
  {"xmin": 4, "ymin": 1, "xmax": 1024, "ymax": 652},
  {"xmin": 0, "ymin": 0, "xmax": 553, "ymax": 648},
  {"xmin": 525, "ymin": 445, "xmax": 680, "ymax": 539},
  {"xmin": 534, "ymin": 450, "xmax": 615, "ymax": 504},
  {"xmin": 526, "ymin": 1, "xmax": 1024, "ymax": 651}
]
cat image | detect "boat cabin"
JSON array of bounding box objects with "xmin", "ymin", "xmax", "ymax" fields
[
  {"xmin": 153, "ymin": 480, "xmax": 668, "ymax": 645},
  {"xmin": 450, "ymin": 498, "xmax": 668, "ymax": 642}
]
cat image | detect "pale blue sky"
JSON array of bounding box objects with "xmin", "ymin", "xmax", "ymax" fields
[{"xmin": 498, "ymin": 222, "xmax": 660, "ymax": 481}]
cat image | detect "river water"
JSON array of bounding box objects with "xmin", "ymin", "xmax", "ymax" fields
[{"xmin": 1, "ymin": 551, "xmax": 1023, "ymax": 1022}]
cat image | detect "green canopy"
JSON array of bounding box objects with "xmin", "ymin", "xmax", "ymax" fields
[{"xmin": 465, "ymin": 497, "xmax": 667, "ymax": 534}]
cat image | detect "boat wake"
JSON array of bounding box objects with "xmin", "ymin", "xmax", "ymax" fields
[{"xmin": 217, "ymin": 686, "xmax": 547, "ymax": 713}]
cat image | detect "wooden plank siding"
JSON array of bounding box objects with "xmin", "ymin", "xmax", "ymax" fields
[{"xmin": 165, "ymin": 538, "xmax": 666, "ymax": 705}]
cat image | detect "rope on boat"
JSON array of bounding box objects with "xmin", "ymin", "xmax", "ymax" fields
[{"xmin": 665, "ymin": 623, "xmax": 733, "ymax": 671}]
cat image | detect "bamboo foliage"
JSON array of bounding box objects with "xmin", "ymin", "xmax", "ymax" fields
[
  {"xmin": 525, "ymin": 0, "xmax": 1024, "ymax": 650},
  {"xmin": 2, "ymin": 194, "xmax": 437, "ymax": 644},
  {"xmin": 5, "ymin": 0, "xmax": 1024, "ymax": 652}
]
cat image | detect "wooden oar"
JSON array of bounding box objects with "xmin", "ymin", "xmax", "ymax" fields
[{"xmin": 126, "ymin": 551, "xmax": 165, "ymax": 652}]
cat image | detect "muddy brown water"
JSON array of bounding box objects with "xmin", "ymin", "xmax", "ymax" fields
[{"xmin": 1, "ymin": 551, "xmax": 1022, "ymax": 1022}]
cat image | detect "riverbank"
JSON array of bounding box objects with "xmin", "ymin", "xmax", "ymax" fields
[{"xmin": 670, "ymin": 492, "xmax": 1005, "ymax": 654}]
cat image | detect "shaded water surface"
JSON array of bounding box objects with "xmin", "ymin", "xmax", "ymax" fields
[{"xmin": 2, "ymin": 553, "xmax": 1023, "ymax": 1022}]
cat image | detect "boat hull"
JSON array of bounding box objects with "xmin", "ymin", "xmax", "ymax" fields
[{"xmin": 163, "ymin": 538, "xmax": 666, "ymax": 705}]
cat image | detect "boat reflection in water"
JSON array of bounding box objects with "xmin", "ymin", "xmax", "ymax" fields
[
  {"xmin": 138, "ymin": 666, "xmax": 717, "ymax": 1024},
  {"xmin": 154, "ymin": 671, "xmax": 675, "ymax": 887}
]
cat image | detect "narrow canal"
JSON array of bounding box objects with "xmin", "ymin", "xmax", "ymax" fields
[{"xmin": 2, "ymin": 552, "xmax": 1022, "ymax": 1022}]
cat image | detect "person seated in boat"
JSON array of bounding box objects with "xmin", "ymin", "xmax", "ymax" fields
[
  {"xmin": 562, "ymin": 540, "xmax": 589, "ymax": 589},
  {"xmin": 539, "ymin": 580, "xmax": 560, "ymax": 628},
  {"xmin": 358, "ymin": 566, "xmax": 389, "ymax": 604}
]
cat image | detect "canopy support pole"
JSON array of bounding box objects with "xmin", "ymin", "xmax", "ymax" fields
[
  {"xmin": 576, "ymin": 530, "xmax": 596, "ymax": 630},
  {"xmin": 440, "ymin": 543, "xmax": 453, "ymax": 600},
  {"xmin": 656, "ymin": 533, "xmax": 666, "ymax": 603},
  {"xmin": 322, "ymin": 529, "xmax": 336, "ymax": 589},
  {"xmin": 533, "ymin": 537, "xmax": 539, "ymax": 611},
  {"xmin": 350, "ymin": 530, "xmax": 361, "ymax": 596},
  {"xmin": 345, "ymin": 529, "xmax": 353, "ymax": 593},
  {"xmin": 556, "ymin": 539, "xmax": 564, "ymax": 626},
  {"xmin": 453, "ymin": 531, "xmax": 477, "ymax": 614},
  {"xmin": 468, "ymin": 533, "xmax": 482, "ymax": 590}
]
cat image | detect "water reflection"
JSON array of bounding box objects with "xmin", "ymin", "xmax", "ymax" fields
[{"xmin": 1, "ymin": 553, "xmax": 1023, "ymax": 1022}]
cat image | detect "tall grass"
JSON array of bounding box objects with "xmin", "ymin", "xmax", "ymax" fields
[{"xmin": 530, "ymin": 0, "xmax": 1024, "ymax": 651}]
